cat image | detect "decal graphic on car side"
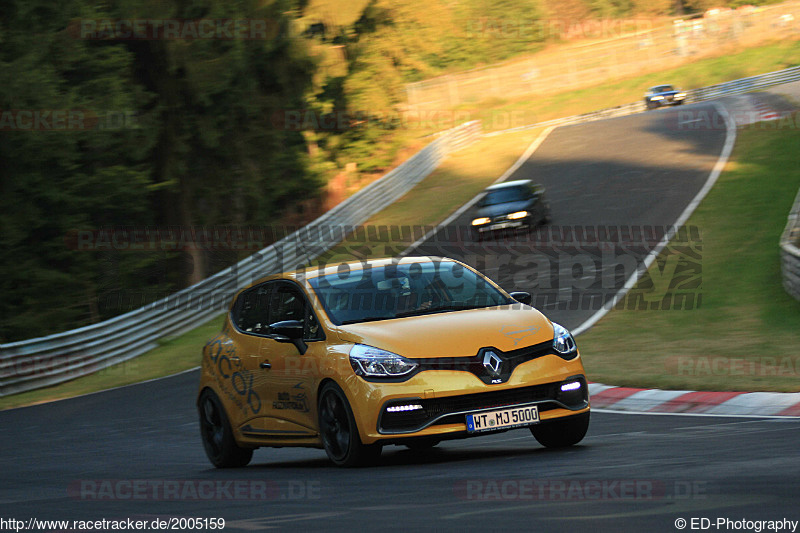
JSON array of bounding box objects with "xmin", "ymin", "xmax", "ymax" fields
[
  {"xmin": 273, "ymin": 391, "xmax": 309, "ymax": 412},
  {"xmin": 206, "ymin": 335, "xmax": 262, "ymax": 416}
]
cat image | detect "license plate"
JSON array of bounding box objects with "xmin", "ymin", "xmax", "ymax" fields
[
  {"xmin": 491, "ymin": 221, "xmax": 520, "ymax": 230},
  {"xmin": 466, "ymin": 405, "xmax": 539, "ymax": 433}
]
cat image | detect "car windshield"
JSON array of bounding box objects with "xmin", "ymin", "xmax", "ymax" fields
[
  {"xmin": 307, "ymin": 260, "xmax": 514, "ymax": 325},
  {"xmin": 481, "ymin": 186, "xmax": 529, "ymax": 206},
  {"xmin": 652, "ymin": 85, "xmax": 674, "ymax": 93}
]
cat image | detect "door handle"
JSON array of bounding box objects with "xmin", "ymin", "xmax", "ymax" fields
[{"xmin": 260, "ymin": 361, "xmax": 271, "ymax": 369}]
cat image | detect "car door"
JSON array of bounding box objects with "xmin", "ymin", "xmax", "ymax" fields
[
  {"xmin": 249, "ymin": 280, "xmax": 323, "ymax": 437},
  {"xmin": 222, "ymin": 281, "xmax": 273, "ymax": 433}
]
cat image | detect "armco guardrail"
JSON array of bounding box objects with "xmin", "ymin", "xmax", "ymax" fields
[
  {"xmin": 689, "ymin": 65, "xmax": 800, "ymax": 101},
  {"xmin": 0, "ymin": 120, "xmax": 482, "ymax": 397},
  {"xmin": 781, "ymin": 187, "xmax": 800, "ymax": 302},
  {"xmin": 486, "ymin": 65, "xmax": 800, "ymax": 137},
  {"xmin": 4, "ymin": 64, "xmax": 800, "ymax": 397}
]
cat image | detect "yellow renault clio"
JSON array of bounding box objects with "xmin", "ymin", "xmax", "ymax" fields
[{"xmin": 197, "ymin": 256, "xmax": 590, "ymax": 467}]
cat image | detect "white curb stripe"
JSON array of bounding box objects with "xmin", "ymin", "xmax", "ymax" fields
[
  {"xmin": 588, "ymin": 385, "xmax": 800, "ymax": 417},
  {"xmin": 610, "ymin": 389, "xmax": 693, "ymax": 412},
  {"xmin": 705, "ymin": 392, "xmax": 800, "ymax": 416},
  {"xmin": 587, "ymin": 383, "xmax": 614, "ymax": 396},
  {"xmin": 593, "ymin": 408, "xmax": 800, "ymax": 420}
]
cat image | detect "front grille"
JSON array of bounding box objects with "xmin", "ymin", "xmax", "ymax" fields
[
  {"xmin": 379, "ymin": 381, "xmax": 573, "ymax": 434},
  {"xmin": 425, "ymin": 382, "xmax": 554, "ymax": 417},
  {"xmin": 412, "ymin": 340, "xmax": 554, "ymax": 385}
]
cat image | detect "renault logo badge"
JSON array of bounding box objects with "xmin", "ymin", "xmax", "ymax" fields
[{"xmin": 483, "ymin": 351, "xmax": 503, "ymax": 377}]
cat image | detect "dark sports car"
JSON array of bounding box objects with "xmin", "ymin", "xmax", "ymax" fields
[
  {"xmin": 471, "ymin": 179, "xmax": 550, "ymax": 239},
  {"xmin": 644, "ymin": 85, "xmax": 687, "ymax": 110}
]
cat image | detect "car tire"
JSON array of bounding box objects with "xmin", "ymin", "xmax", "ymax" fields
[
  {"xmin": 530, "ymin": 411, "xmax": 590, "ymax": 448},
  {"xmin": 198, "ymin": 389, "xmax": 254, "ymax": 468},
  {"xmin": 404, "ymin": 438, "xmax": 440, "ymax": 452},
  {"xmin": 318, "ymin": 382, "xmax": 382, "ymax": 467}
]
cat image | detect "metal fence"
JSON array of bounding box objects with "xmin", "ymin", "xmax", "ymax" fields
[
  {"xmin": 486, "ymin": 64, "xmax": 800, "ymax": 136},
  {"xmin": 406, "ymin": 1, "xmax": 800, "ymax": 110},
  {"xmin": 781, "ymin": 187, "xmax": 800, "ymax": 302},
  {"xmin": 0, "ymin": 121, "xmax": 482, "ymax": 397}
]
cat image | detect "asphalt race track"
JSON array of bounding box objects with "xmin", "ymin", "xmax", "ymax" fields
[
  {"xmin": 413, "ymin": 101, "xmax": 728, "ymax": 329},
  {"xmin": 2, "ymin": 102, "xmax": 799, "ymax": 532},
  {"xmin": 2, "ymin": 370, "xmax": 799, "ymax": 532}
]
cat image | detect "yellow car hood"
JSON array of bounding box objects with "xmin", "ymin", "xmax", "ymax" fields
[{"xmin": 335, "ymin": 306, "xmax": 554, "ymax": 358}]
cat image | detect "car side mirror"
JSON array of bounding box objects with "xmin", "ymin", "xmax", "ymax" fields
[
  {"xmin": 270, "ymin": 320, "xmax": 308, "ymax": 355},
  {"xmin": 509, "ymin": 291, "xmax": 532, "ymax": 305}
]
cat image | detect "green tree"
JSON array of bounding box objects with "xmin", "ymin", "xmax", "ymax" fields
[{"xmin": 0, "ymin": 0, "xmax": 321, "ymax": 342}]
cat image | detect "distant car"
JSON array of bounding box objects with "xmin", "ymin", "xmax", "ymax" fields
[
  {"xmin": 197, "ymin": 256, "xmax": 590, "ymax": 467},
  {"xmin": 644, "ymin": 85, "xmax": 687, "ymax": 109},
  {"xmin": 471, "ymin": 179, "xmax": 550, "ymax": 239}
]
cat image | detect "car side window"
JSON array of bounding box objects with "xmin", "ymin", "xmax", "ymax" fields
[
  {"xmin": 269, "ymin": 283, "xmax": 325, "ymax": 341},
  {"xmin": 233, "ymin": 283, "xmax": 271, "ymax": 334},
  {"xmin": 269, "ymin": 285, "xmax": 305, "ymax": 324}
]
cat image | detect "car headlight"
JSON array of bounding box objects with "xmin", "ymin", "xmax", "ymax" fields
[
  {"xmin": 507, "ymin": 211, "xmax": 528, "ymax": 220},
  {"xmin": 472, "ymin": 217, "xmax": 491, "ymax": 226},
  {"xmin": 350, "ymin": 344, "xmax": 418, "ymax": 377},
  {"xmin": 650, "ymin": 95, "xmax": 664, "ymax": 101},
  {"xmin": 675, "ymin": 92, "xmax": 686, "ymax": 98},
  {"xmin": 552, "ymin": 322, "xmax": 577, "ymax": 359}
]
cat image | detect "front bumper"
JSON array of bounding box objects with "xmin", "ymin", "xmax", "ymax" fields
[
  {"xmin": 342, "ymin": 352, "xmax": 590, "ymax": 444},
  {"xmin": 649, "ymin": 95, "xmax": 686, "ymax": 106},
  {"xmin": 378, "ymin": 375, "xmax": 588, "ymax": 434},
  {"xmin": 474, "ymin": 216, "xmax": 531, "ymax": 234}
]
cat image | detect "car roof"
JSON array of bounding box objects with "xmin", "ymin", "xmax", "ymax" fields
[
  {"xmin": 485, "ymin": 179, "xmax": 534, "ymax": 191},
  {"xmin": 649, "ymin": 85, "xmax": 674, "ymax": 91}
]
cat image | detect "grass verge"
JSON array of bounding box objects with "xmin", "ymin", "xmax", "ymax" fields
[
  {"xmin": 470, "ymin": 39, "xmax": 800, "ymax": 131},
  {"xmin": 0, "ymin": 316, "xmax": 224, "ymax": 410},
  {"xmin": 579, "ymin": 119, "xmax": 800, "ymax": 392}
]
